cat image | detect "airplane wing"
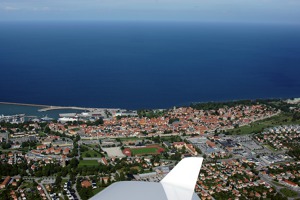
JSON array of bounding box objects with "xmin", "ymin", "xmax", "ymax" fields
[{"xmin": 90, "ymin": 157, "xmax": 203, "ymax": 200}]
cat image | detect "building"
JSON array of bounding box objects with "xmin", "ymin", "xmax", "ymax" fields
[
  {"xmin": 0, "ymin": 176, "xmax": 11, "ymax": 189},
  {"xmin": 282, "ymin": 179, "xmax": 299, "ymax": 188},
  {"xmin": 173, "ymin": 142, "xmax": 185, "ymax": 149},
  {"xmin": 81, "ymin": 180, "xmax": 92, "ymax": 188}
]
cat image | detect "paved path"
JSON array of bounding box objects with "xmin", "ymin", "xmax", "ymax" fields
[{"xmin": 73, "ymin": 179, "xmax": 81, "ymax": 200}]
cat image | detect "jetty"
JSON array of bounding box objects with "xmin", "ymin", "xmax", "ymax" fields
[
  {"xmin": 0, "ymin": 102, "xmax": 48, "ymax": 107},
  {"xmin": 38, "ymin": 106, "xmax": 93, "ymax": 112}
]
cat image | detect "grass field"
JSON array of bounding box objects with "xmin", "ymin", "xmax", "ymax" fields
[
  {"xmin": 129, "ymin": 145, "xmax": 165, "ymax": 156},
  {"xmin": 82, "ymin": 149, "xmax": 102, "ymax": 158},
  {"xmin": 92, "ymin": 187, "xmax": 106, "ymax": 195},
  {"xmin": 280, "ymin": 188, "xmax": 298, "ymax": 197},
  {"xmin": 119, "ymin": 137, "xmax": 141, "ymax": 141},
  {"xmin": 85, "ymin": 144, "xmax": 99, "ymax": 148},
  {"xmin": 131, "ymin": 147, "xmax": 158, "ymax": 155},
  {"xmin": 228, "ymin": 113, "xmax": 300, "ymax": 135},
  {"xmin": 78, "ymin": 160, "xmax": 99, "ymax": 167},
  {"xmin": 263, "ymin": 144, "xmax": 276, "ymax": 152}
]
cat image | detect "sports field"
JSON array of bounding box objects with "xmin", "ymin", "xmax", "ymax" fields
[
  {"xmin": 131, "ymin": 147, "xmax": 158, "ymax": 155},
  {"xmin": 130, "ymin": 145, "xmax": 164, "ymax": 156}
]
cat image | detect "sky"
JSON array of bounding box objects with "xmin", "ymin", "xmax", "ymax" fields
[{"xmin": 0, "ymin": 0, "xmax": 300, "ymax": 23}]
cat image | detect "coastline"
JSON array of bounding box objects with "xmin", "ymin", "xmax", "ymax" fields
[{"xmin": 0, "ymin": 97, "xmax": 297, "ymax": 111}]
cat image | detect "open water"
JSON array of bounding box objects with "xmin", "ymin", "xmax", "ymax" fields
[{"xmin": 0, "ymin": 21, "xmax": 300, "ymax": 109}]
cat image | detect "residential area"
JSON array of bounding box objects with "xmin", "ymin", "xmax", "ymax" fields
[{"xmin": 1, "ymin": 100, "xmax": 300, "ymax": 199}]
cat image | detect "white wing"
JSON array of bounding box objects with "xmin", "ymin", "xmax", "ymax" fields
[{"xmin": 90, "ymin": 157, "xmax": 203, "ymax": 200}]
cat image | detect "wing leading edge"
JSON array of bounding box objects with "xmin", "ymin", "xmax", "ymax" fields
[{"xmin": 90, "ymin": 157, "xmax": 203, "ymax": 200}]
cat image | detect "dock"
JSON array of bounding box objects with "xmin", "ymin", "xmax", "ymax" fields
[{"xmin": 38, "ymin": 106, "xmax": 93, "ymax": 112}]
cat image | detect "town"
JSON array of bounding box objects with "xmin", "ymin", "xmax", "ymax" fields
[{"xmin": 1, "ymin": 99, "xmax": 300, "ymax": 200}]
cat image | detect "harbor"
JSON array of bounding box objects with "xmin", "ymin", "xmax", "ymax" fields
[{"xmin": 0, "ymin": 102, "xmax": 125, "ymax": 122}]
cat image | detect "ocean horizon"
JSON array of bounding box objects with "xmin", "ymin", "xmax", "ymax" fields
[{"xmin": 0, "ymin": 21, "xmax": 300, "ymax": 109}]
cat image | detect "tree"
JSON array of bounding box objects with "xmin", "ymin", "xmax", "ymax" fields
[
  {"xmin": 69, "ymin": 158, "xmax": 79, "ymax": 168},
  {"xmin": 55, "ymin": 174, "xmax": 62, "ymax": 188},
  {"xmin": 44, "ymin": 126, "xmax": 51, "ymax": 133},
  {"xmin": 85, "ymin": 153, "xmax": 91, "ymax": 157}
]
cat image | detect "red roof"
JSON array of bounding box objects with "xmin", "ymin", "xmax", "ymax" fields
[
  {"xmin": 1, "ymin": 176, "xmax": 11, "ymax": 186},
  {"xmin": 206, "ymin": 140, "xmax": 216, "ymax": 148},
  {"xmin": 81, "ymin": 180, "xmax": 91, "ymax": 188},
  {"xmin": 283, "ymin": 179, "xmax": 298, "ymax": 186}
]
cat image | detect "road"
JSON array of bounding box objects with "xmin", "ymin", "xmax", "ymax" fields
[
  {"xmin": 32, "ymin": 179, "xmax": 51, "ymax": 200},
  {"xmin": 72, "ymin": 179, "xmax": 81, "ymax": 200},
  {"xmin": 259, "ymin": 173, "xmax": 300, "ymax": 199}
]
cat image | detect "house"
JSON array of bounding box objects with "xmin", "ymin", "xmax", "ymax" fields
[
  {"xmin": 13, "ymin": 175, "xmax": 21, "ymax": 182},
  {"xmin": 63, "ymin": 148, "xmax": 70, "ymax": 155},
  {"xmin": 282, "ymin": 179, "xmax": 299, "ymax": 188},
  {"xmin": 37, "ymin": 145, "xmax": 47, "ymax": 150},
  {"xmin": 10, "ymin": 191, "xmax": 17, "ymax": 200},
  {"xmin": 186, "ymin": 144, "xmax": 197, "ymax": 155},
  {"xmin": 173, "ymin": 142, "xmax": 186, "ymax": 149},
  {"xmin": 54, "ymin": 148, "xmax": 62, "ymax": 155},
  {"xmin": 101, "ymin": 177, "xmax": 109, "ymax": 184},
  {"xmin": 0, "ymin": 176, "xmax": 11, "ymax": 189},
  {"xmin": 81, "ymin": 180, "xmax": 91, "ymax": 188},
  {"xmin": 101, "ymin": 157, "xmax": 108, "ymax": 165},
  {"xmin": 12, "ymin": 181, "xmax": 18, "ymax": 187},
  {"xmin": 206, "ymin": 140, "xmax": 216, "ymax": 148}
]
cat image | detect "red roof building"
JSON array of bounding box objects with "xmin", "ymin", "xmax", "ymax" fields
[
  {"xmin": 81, "ymin": 180, "xmax": 91, "ymax": 188},
  {"xmin": 0, "ymin": 176, "xmax": 11, "ymax": 189}
]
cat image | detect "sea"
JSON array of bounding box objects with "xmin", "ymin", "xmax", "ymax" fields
[{"xmin": 0, "ymin": 21, "xmax": 300, "ymax": 113}]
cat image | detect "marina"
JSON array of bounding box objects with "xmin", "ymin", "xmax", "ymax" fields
[{"xmin": 0, "ymin": 102, "xmax": 124, "ymax": 122}]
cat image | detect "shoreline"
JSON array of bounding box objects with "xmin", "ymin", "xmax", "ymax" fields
[{"xmin": 0, "ymin": 97, "xmax": 298, "ymax": 111}]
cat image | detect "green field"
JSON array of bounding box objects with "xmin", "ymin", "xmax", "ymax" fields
[
  {"xmin": 228, "ymin": 113, "xmax": 300, "ymax": 135},
  {"xmin": 280, "ymin": 188, "xmax": 298, "ymax": 197},
  {"xmin": 272, "ymin": 181, "xmax": 285, "ymax": 187},
  {"xmin": 78, "ymin": 160, "xmax": 99, "ymax": 167},
  {"xmin": 85, "ymin": 144, "xmax": 99, "ymax": 148},
  {"xmin": 263, "ymin": 144, "xmax": 276, "ymax": 152},
  {"xmin": 119, "ymin": 137, "xmax": 141, "ymax": 141},
  {"xmin": 92, "ymin": 187, "xmax": 106, "ymax": 195},
  {"xmin": 131, "ymin": 147, "xmax": 158, "ymax": 155},
  {"xmin": 82, "ymin": 149, "xmax": 102, "ymax": 158}
]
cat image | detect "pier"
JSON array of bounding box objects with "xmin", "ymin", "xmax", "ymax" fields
[
  {"xmin": 0, "ymin": 102, "xmax": 123, "ymax": 115},
  {"xmin": 0, "ymin": 102, "xmax": 48, "ymax": 107},
  {"xmin": 38, "ymin": 106, "xmax": 93, "ymax": 112}
]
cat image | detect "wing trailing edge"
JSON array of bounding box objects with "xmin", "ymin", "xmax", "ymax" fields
[
  {"xmin": 160, "ymin": 157, "xmax": 203, "ymax": 200},
  {"xmin": 89, "ymin": 157, "xmax": 203, "ymax": 200}
]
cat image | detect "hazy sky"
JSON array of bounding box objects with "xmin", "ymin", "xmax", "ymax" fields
[{"xmin": 0, "ymin": 0, "xmax": 300, "ymax": 23}]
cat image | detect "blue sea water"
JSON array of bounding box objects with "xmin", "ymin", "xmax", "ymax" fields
[{"xmin": 0, "ymin": 21, "xmax": 300, "ymax": 109}]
